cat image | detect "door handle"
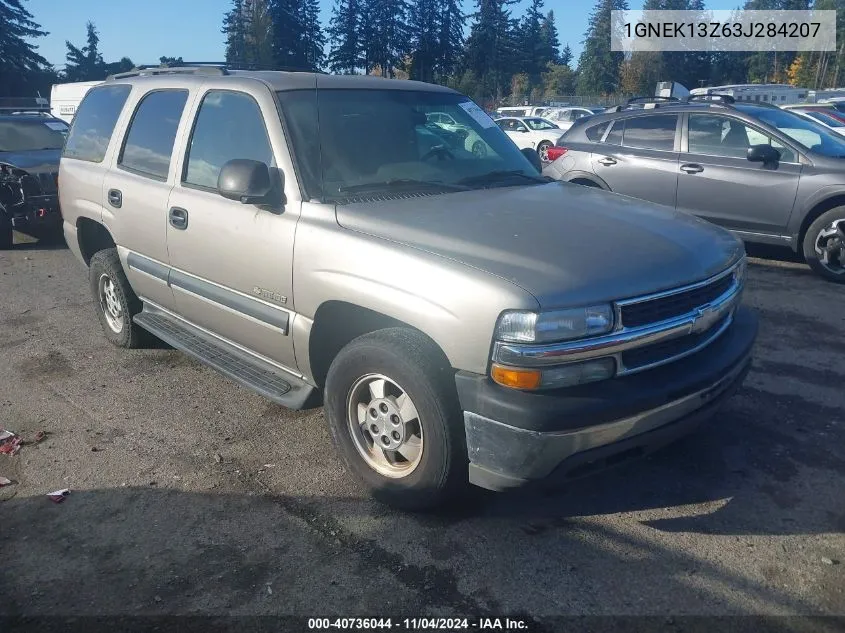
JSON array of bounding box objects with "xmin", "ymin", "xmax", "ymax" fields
[
  {"xmin": 597, "ymin": 157, "xmax": 617, "ymax": 166},
  {"xmin": 681, "ymin": 163, "xmax": 704, "ymax": 174},
  {"xmin": 169, "ymin": 207, "xmax": 188, "ymax": 230},
  {"xmin": 107, "ymin": 189, "xmax": 122, "ymax": 208}
]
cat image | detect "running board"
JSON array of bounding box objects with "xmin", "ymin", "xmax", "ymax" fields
[{"xmin": 134, "ymin": 306, "xmax": 318, "ymax": 410}]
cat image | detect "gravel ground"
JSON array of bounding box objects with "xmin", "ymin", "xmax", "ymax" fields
[{"xmin": 0, "ymin": 238, "xmax": 843, "ymax": 625}]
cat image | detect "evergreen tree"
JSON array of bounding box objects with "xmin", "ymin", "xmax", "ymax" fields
[
  {"xmin": 327, "ymin": 0, "xmax": 362, "ymax": 73},
  {"xmin": 576, "ymin": 0, "xmax": 628, "ymax": 95},
  {"xmin": 271, "ymin": 0, "xmax": 324, "ymax": 69},
  {"xmin": 560, "ymin": 43, "xmax": 572, "ymax": 68},
  {"xmin": 407, "ymin": 0, "xmax": 440, "ymax": 82},
  {"xmin": 516, "ymin": 0, "xmax": 546, "ymax": 81},
  {"xmin": 463, "ymin": 0, "xmax": 519, "ymax": 100},
  {"xmin": 539, "ymin": 10, "xmax": 561, "ymax": 65},
  {"xmin": 64, "ymin": 21, "xmax": 106, "ymax": 81},
  {"xmin": 436, "ymin": 0, "xmax": 464, "ymax": 80},
  {"xmin": 366, "ymin": 0, "xmax": 410, "ymax": 78},
  {"xmin": 0, "ymin": 0, "xmax": 50, "ymax": 96},
  {"xmin": 222, "ymin": 0, "xmax": 248, "ymax": 66}
]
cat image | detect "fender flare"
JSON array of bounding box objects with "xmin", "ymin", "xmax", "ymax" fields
[{"xmin": 562, "ymin": 170, "xmax": 611, "ymax": 191}]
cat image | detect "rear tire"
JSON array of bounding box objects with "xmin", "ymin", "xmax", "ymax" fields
[
  {"xmin": 537, "ymin": 141, "xmax": 552, "ymax": 163},
  {"xmin": 88, "ymin": 248, "xmax": 149, "ymax": 348},
  {"xmin": 324, "ymin": 328, "xmax": 467, "ymax": 510},
  {"xmin": 802, "ymin": 207, "xmax": 845, "ymax": 283}
]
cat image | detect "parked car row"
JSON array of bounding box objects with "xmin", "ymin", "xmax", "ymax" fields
[
  {"xmin": 53, "ymin": 66, "xmax": 757, "ymax": 510},
  {"xmin": 544, "ymin": 94, "xmax": 845, "ymax": 283}
]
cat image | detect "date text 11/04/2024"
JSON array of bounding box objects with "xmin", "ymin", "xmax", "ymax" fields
[{"xmin": 307, "ymin": 618, "xmax": 530, "ymax": 631}]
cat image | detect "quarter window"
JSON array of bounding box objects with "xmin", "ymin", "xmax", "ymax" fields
[
  {"xmin": 585, "ymin": 121, "xmax": 610, "ymax": 142},
  {"xmin": 119, "ymin": 90, "xmax": 188, "ymax": 179},
  {"xmin": 183, "ymin": 90, "xmax": 273, "ymax": 189},
  {"xmin": 62, "ymin": 84, "xmax": 131, "ymax": 163},
  {"xmin": 621, "ymin": 115, "xmax": 678, "ymax": 151}
]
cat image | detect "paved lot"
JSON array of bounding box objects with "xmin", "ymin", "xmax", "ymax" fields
[{"xmin": 0, "ymin": 239, "xmax": 843, "ymax": 623}]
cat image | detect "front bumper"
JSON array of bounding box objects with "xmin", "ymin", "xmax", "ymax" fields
[
  {"xmin": 456, "ymin": 306, "xmax": 758, "ymax": 491},
  {"xmin": 5, "ymin": 195, "xmax": 61, "ymax": 231}
]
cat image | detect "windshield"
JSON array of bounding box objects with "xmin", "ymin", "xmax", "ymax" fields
[
  {"xmin": 802, "ymin": 110, "xmax": 845, "ymax": 128},
  {"xmin": 0, "ymin": 119, "xmax": 68, "ymax": 152},
  {"xmin": 736, "ymin": 105, "xmax": 845, "ymax": 157},
  {"xmin": 277, "ymin": 89, "xmax": 539, "ymax": 200},
  {"xmin": 524, "ymin": 118, "xmax": 558, "ymax": 130}
]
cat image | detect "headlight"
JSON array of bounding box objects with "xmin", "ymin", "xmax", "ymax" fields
[{"xmin": 495, "ymin": 305, "xmax": 614, "ymax": 343}]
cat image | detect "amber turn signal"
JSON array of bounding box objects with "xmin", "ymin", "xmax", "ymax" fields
[{"xmin": 491, "ymin": 364, "xmax": 542, "ymax": 390}]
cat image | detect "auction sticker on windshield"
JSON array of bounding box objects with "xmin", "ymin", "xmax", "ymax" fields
[
  {"xmin": 44, "ymin": 121, "xmax": 68, "ymax": 131},
  {"xmin": 459, "ymin": 101, "xmax": 496, "ymax": 129}
]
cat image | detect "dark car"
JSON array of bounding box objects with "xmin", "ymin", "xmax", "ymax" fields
[
  {"xmin": 544, "ymin": 95, "xmax": 845, "ymax": 283},
  {"xmin": 0, "ymin": 103, "xmax": 68, "ymax": 248}
]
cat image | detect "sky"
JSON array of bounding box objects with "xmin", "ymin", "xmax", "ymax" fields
[{"xmin": 24, "ymin": 0, "xmax": 742, "ymax": 71}]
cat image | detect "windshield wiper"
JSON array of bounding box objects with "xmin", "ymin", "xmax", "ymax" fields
[
  {"xmin": 456, "ymin": 170, "xmax": 550, "ymax": 187},
  {"xmin": 337, "ymin": 178, "xmax": 469, "ymax": 194}
]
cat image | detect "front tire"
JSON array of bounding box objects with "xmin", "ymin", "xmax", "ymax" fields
[
  {"xmin": 88, "ymin": 248, "xmax": 148, "ymax": 348},
  {"xmin": 802, "ymin": 207, "xmax": 845, "ymax": 283},
  {"xmin": 0, "ymin": 210, "xmax": 12, "ymax": 249},
  {"xmin": 537, "ymin": 141, "xmax": 552, "ymax": 163},
  {"xmin": 324, "ymin": 328, "xmax": 466, "ymax": 510}
]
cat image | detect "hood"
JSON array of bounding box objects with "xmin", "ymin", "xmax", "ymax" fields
[
  {"xmin": 335, "ymin": 182, "xmax": 744, "ymax": 308},
  {"xmin": 0, "ymin": 149, "xmax": 61, "ymax": 172}
]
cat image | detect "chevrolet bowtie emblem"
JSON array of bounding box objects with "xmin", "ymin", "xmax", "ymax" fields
[{"xmin": 690, "ymin": 305, "xmax": 721, "ymax": 335}]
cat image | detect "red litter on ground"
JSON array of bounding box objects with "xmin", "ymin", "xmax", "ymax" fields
[
  {"xmin": 0, "ymin": 429, "xmax": 22, "ymax": 455},
  {"xmin": 47, "ymin": 489, "xmax": 70, "ymax": 503}
]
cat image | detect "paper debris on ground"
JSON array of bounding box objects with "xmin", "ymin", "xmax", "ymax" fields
[
  {"xmin": 0, "ymin": 429, "xmax": 21, "ymax": 455},
  {"xmin": 46, "ymin": 489, "xmax": 70, "ymax": 503},
  {"xmin": 0, "ymin": 477, "xmax": 12, "ymax": 487}
]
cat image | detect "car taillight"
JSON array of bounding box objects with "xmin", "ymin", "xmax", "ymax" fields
[{"xmin": 546, "ymin": 147, "xmax": 568, "ymax": 161}]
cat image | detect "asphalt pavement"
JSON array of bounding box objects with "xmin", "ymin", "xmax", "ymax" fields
[{"xmin": 0, "ymin": 238, "xmax": 843, "ymax": 626}]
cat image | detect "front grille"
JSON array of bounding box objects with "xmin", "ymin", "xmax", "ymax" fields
[
  {"xmin": 620, "ymin": 273, "xmax": 734, "ymax": 328},
  {"xmin": 621, "ymin": 315, "xmax": 730, "ymax": 370}
]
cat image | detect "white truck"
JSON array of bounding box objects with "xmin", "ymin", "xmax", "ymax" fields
[{"xmin": 50, "ymin": 81, "xmax": 103, "ymax": 123}]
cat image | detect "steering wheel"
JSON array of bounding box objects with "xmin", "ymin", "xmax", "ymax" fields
[{"xmin": 420, "ymin": 144, "xmax": 455, "ymax": 162}]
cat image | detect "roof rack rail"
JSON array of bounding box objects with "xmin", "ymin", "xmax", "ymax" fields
[
  {"xmin": 108, "ymin": 63, "xmax": 229, "ymax": 80},
  {"xmin": 686, "ymin": 93, "xmax": 736, "ymax": 104},
  {"xmin": 107, "ymin": 61, "xmax": 325, "ymax": 80},
  {"xmin": 604, "ymin": 95, "xmax": 682, "ymax": 112},
  {"xmin": 0, "ymin": 97, "xmax": 51, "ymax": 115}
]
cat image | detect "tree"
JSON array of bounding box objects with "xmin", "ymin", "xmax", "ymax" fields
[
  {"xmin": 407, "ymin": 0, "xmax": 440, "ymax": 82},
  {"xmin": 542, "ymin": 62, "xmax": 575, "ymax": 96},
  {"xmin": 366, "ymin": 0, "xmax": 410, "ymax": 78},
  {"xmin": 560, "ymin": 43, "xmax": 572, "ymax": 68},
  {"xmin": 64, "ymin": 21, "xmax": 106, "ymax": 82},
  {"xmin": 327, "ymin": 0, "xmax": 362, "ymax": 73},
  {"xmin": 104, "ymin": 56, "xmax": 135, "ymax": 75},
  {"xmin": 0, "ymin": 0, "xmax": 51, "ymax": 97},
  {"xmin": 222, "ymin": 0, "xmax": 248, "ymax": 66},
  {"xmin": 538, "ymin": 11, "xmax": 561, "ymax": 65},
  {"xmin": 576, "ymin": 0, "xmax": 628, "ymax": 95},
  {"xmin": 515, "ymin": 0, "xmax": 547, "ymax": 81},
  {"xmin": 436, "ymin": 0, "xmax": 464, "ymax": 80},
  {"xmin": 271, "ymin": 0, "xmax": 324, "ymax": 69},
  {"xmin": 463, "ymin": 0, "xmax": 519, "ymax": 100}
]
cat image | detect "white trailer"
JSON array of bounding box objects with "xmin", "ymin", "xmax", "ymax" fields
[
  {"xmin": 689, "ymin": 84, "xmax": 807, "ymax": 105},
  {"xmin": 50, "ymin": 80, "xmax": 103, "ymax": 123}
]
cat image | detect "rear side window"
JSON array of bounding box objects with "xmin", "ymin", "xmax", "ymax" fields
[
  {"xmin": 585, "ymin": 121, "xmax": 610, "ymax": 142},
  {"xmin": 119, "ymin": 90, "xmax": 188, "ymax": 180},
  {"xmin": 622, "ymin": 115, "xmax": 678, "ymax": 151},
  {"xmin": 62, "ymin": 84, "xmax": 131, "ymax": 163},
  {"xmin": 183, "ymin": 90, "xmax": 273, "ymax": 190}
]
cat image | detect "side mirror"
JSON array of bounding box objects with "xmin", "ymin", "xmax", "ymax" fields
[
  {"xmin": 747, "ymin": 144, "xmax": 781, "ymax": 164},
  {"xmin": 521, "ymin": 147, "xmax": 543, "ymax": 173},
  {"xmin": 217, "ymin": 159, "xmax": 279, "ymax": 205}
]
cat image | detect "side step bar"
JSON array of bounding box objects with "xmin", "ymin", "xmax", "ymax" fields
[{"xmin": 134, "ymin": 306, "xmax": 319, "ymax": 410}]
